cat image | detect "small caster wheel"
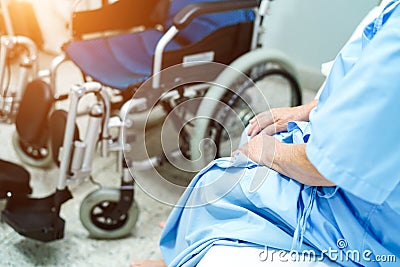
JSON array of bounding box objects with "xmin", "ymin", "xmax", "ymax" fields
[{"xmin": 79, "ymin": 188, "xmax": 139, "ymax": 239}]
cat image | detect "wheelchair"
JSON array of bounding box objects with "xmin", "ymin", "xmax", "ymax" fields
[
  {"xmin": 0, "ymin": 0, "xmax": 41, "ymax": 124},
  {"xmin": 2, "ymin": 0, "xmax": 302, "ymax": 242}
]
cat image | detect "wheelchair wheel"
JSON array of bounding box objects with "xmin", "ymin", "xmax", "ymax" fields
[
  {"xmin": 12, "ymin": 131, "xmax": 53, "ymax": 168},
  {"xmin": 190, "ymin": 48, "xmax": 301, "ymax": 169},
  {"xmin": 79, "ymin": 188, "xmax": 139, "ymax": 239}
]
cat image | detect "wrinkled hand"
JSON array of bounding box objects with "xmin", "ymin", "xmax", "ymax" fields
[
  {"xmin": 247, "ymin": 106, "xmax": 299, "ymax": 137},
  {"xmin": 232, "ymin": 133, "xmax": 278, "ymax": 166}
]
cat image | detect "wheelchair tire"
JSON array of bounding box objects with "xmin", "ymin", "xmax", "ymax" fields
[
  {"xmin": 12, "ymin": 131, "xmax": 53, "ymax": 168},
  {"xmin": 189, "ymin": 48, "xmax": 301, "ymax": 169},
  {"xmin": 79, "ymin": 188, "xmax": 139, "ymax": 239}
]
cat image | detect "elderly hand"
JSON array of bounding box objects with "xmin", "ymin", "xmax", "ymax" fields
[
  {"xmin": 247, "ymin": 100, "xmax": 318, "ymax": 137},
  {"xmin": 233, "ymin": 133, "xmax": 335, "ymax": 186},
  {"xmin": 232, "ymin": 132, "xmax": 278, "ymax": 167},
  {"xmin": 247, "ymin": 107, "xmax": 296, "ymax": 137}
]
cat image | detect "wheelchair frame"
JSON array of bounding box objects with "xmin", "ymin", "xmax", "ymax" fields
[{"xmin": 0, "ymin": 0, "xmax": 39, "ymax": 123}]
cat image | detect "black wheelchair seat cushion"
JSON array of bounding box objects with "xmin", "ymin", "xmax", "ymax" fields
[
  {"xmin": 0, "ymin": 160, "xmax": 32, "ymax": 198},
  {"xmin": 15, "ymin": 79, "xmax": 53, "ymax": 144}
]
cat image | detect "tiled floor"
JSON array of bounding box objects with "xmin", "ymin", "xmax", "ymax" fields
[{"xmin": 0, "ymin": 50, "xmax": 318, "ymax": 267}]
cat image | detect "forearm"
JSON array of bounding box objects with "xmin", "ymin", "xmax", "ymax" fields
[
  {"xmin": 293, "ymin": 99, "xmax": 318, "ymax": 121},
  {"xmin": 271, "ymin": 142, "xmax": 334, "ymax": 186}
]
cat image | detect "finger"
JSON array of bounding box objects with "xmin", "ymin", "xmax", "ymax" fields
[
  {"xmin": 247, "ymin": 123, "xmax": 261, "ymax": 137},
  {"xmin": 248, "ymin": 114, "xmax": 274, "ymax": 136},
  {"xmin": 231, "ymin": 149, "xmax": 237, "ymax": 157},
  {"xmin": 262, "ymin": 124, "xmax": 277, "ymax": 136},
  {"xmin": 232, "ymin": 143, "xmax": 249, "ymax": 157},
  {"xmin": 232, "ymin": 147, "xmax": 245, "ymax": 156},
  {"xmin": 263, "ymin": 122, "xmax": 289, "ymax": 136},
  {"xmin": 249, "ymin": 113, "xmax": 264, "ymax": 125},
  {"xmin": 249, "ymin": 114, "xmax": 259, "ymax": 123},
  {"xmin": 249, "ymin": 114, "xmax": 263, "ymax": 124},
  {"xmin": 248, "ymin": 118, "xmax": 265, "ymax": 136},
  {"xmin": 231, "ymin": 146, "xmax": 241, "ymax": 156}
]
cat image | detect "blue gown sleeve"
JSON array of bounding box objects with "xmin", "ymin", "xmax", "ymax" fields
[{"xmin": 306, "ymin": 3, "xmax": 400, "ymax": 205}]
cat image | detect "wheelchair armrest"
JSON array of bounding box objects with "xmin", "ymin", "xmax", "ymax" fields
[
  {"xmin": 173, "ymin": 0, "xmax": 259, "ymax": 30},
  {"xmin": 71, "ymin": 0, "xmax": 168, "ymax": 39}
]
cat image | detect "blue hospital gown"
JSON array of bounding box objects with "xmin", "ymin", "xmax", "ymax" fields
[{"xmin": 160, "ymin": 1, "xmax": 400, "ymax": 266}]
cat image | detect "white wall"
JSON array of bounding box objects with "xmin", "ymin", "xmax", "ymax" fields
[
  {"xmin": 262, "ymin": 0, "xmax": 379, "ymax": 89},
  {"xmin": 22, "ymin": 0, "xmax": 99, "ymax": 54}
]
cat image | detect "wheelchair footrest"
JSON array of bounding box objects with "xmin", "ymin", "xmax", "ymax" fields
[
  {"xmin": 1, "ymin": 189, "xmax": 72, "ymax": 242},
  {"xmin": 0, "ymin": 160, "xmax": 32, "ymax": 199}
]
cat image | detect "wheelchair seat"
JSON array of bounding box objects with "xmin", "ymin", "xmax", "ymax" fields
[
  {"xmin": 0, "ymin": 160, "xmax": 32, "ymax": 198},
  {"xmin": 64, "ymin": 0, "xmax": 256, "ymax": 90},
  {"xmin": 65, "ymin": 29, "xmax": 182, "ymax": 89}
]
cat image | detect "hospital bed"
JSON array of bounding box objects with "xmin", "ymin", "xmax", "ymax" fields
[{"xmin": 1, "ymin": 0, "xmax": 302, "ymax": 242}]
